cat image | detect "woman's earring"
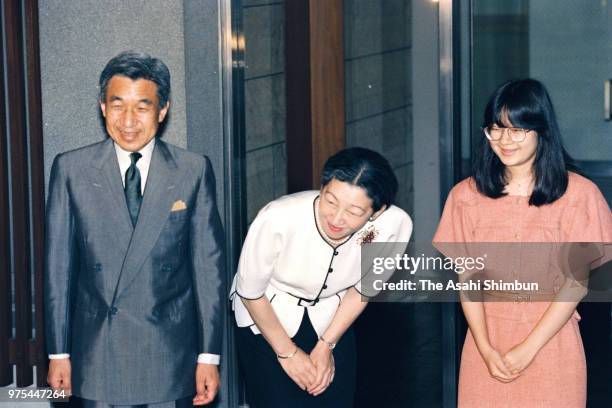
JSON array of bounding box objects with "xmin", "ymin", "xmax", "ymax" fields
[{"xmin": 369, "ymin": 216, "xmax": 375, "ymax": 222}]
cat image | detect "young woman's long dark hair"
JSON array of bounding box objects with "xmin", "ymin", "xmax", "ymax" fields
[{"xmin": 474, "ymin": 78, "xmax": 576, "ymax": 206}]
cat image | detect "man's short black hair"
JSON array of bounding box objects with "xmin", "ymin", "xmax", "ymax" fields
[{"xmin": 99, "ymin": 51, "xmax": 171, "ymax": 108}]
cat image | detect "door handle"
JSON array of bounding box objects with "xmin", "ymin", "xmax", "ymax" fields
[{"xmin": 606, "ymin": 79, "xmax": 612, "ymax": 121}]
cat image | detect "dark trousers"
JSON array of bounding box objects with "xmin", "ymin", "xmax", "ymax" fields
[
  {"xmin": 236, "ymin": 311, "xmax": 356, "ymax": 408},
  {"xmin": 66, "ymin": 396, "xmax": 193, "ymax": 408}
]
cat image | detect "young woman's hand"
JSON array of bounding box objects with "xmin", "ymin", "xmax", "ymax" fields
[
  {"xmin": 481, "ymin": 347, "xmax": 521, "ymax": 383},
  {"xmin": 277, "ymin": 347, "xmax": 317, "ymax": 391},
  {"xmin": 502, "ymin": 341, "xmax": 538, "ymax": 375},
  {"xmin": 308, "ymin": 341, "xmax": 335, "ymax": 396}
]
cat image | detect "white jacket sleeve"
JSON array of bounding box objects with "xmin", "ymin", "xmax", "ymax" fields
[{"xmin": 235, "ymin": 203, "xmax": 284, "ymax": 299}]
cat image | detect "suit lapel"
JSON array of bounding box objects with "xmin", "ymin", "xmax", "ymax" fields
[
  {"xmin": 91, "ymin": 138, "xmax": 133, "ymax": 253},
  {"xmin": 113, "ymin": 140, "xmax": 179, "ymax": 298}
]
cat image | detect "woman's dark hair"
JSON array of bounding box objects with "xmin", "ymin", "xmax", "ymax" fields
[
  {"xmin": 474, "ymin": 78, "xmax": 576, "ymax": 206},
  {"xmin": 320, "ymin": 147, "xmax": 398, "ymax": 212},
  {"xmin": 99, "ymin": 51, "xmax": 171, "ymax": 108}
]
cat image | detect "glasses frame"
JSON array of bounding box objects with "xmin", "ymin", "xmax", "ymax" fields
[{"xmin": 483, "ymin": 126, "xmax": 532, "ymax": 143}]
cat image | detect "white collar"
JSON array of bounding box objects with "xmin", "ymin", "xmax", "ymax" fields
[{"xmin": 113, "ymin": 137, "xmax": 156, "ymax": 166}]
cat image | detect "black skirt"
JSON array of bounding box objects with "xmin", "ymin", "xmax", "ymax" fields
[{"xmin": 236, "ymin": 310, "xmax": 356, "ymax": 408}]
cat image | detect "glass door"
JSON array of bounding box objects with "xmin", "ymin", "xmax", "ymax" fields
[
  {"xmin": 469, "ymin": 1, "xmax": 612, "ymax": 200},
  {"xmin": 343, "ymin": 1, "xmax": 445, "ymax": 407}
]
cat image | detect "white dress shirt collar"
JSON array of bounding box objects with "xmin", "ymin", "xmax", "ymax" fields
[{"xmin": 114, "ymin": 138, "xmax": 156, "ymax": 194}]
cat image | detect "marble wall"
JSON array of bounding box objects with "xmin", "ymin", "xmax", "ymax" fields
[
  {"xmin": 243, "ymin": 0, "xmax": 287, "ymax": 223},
  {"xmin": 530, "ymin": 0, "xmax": 612, "ymax": 161},
  {"xmin": 243, "ymin": 0, "xmax": 414, "ymax": 221},
  {"xmin": 39, "ymin": 0, "xmax": 188, "ymax": 191},
  {"xmin": 344, "ymin": 0, "xmax": 413, "ymax": 214}
]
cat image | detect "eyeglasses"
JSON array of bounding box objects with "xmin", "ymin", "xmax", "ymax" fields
[{"xmin": 483, "ymin": 126, "xmax": 532, "ymax": 142}]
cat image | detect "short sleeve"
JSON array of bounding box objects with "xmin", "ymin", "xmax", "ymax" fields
[
  {"xmin": 433, "ymin": 187, "xmax": 459, "ymax": 242},
  {"xmin": 433, "ymin": 184, "xmax": 476, "ymax": 243},
  {"xmin": 566, "ymin": 185, "xmax": 612, "ymax": 269},
  {"xmin": 235, "ymin": 204, "xmax": 283, "ymax": 299},
  {"xmin": 433, "ymin": 184, "xmax": 475, "ymax": 262}
]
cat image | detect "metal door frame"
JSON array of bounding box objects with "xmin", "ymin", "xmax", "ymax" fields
[
  {"xmin": 220, "ymin": 0, "xmax": 247, "ymax": 405},
  {"xmin": 439, "ymin": 1, "xmax": 470, "ymax": 407}
]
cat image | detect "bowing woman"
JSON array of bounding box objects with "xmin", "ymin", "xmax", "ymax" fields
[
  {"xmin": 230, "ymin": 147, "xmax": 413, "ymax": 407},
  {"xmin": 434, "ymin": 79, "xmax": 612, "ymax": 407}
]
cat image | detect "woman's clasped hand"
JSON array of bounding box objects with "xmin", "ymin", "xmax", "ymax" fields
[{"xmin": 277, "ymin": 340, "xmax": 336, "ymax": 395}]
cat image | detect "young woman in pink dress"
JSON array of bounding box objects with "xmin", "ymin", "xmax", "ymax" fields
[{"xmin": 434, "ymin": 79, "xmax": 612, "ymax": 407}]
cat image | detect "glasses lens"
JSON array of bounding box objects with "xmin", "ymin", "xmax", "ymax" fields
[
  {"xmin": 509, "ymin": 128, "xmax": 526, "ymax": 141},
  {"xmin": 486, "ymin": 127, "xmax": 503, "ymax": 140}
]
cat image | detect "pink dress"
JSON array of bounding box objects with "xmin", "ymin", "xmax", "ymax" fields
[{"xmin": 434, "ymin": 172, "xmax": 612, "ymax": 408}]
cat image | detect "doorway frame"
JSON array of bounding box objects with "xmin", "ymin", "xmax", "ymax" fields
[{"xmin": 439, "ymin": 0, "xmax": 469, "ymax": 407}]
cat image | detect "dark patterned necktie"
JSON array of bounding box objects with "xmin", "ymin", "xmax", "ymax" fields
[{"xmin": 125, "ymin": 152, "xmax": 142, "ymax": 226}]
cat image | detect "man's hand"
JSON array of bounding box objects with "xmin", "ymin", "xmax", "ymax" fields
[
  {"xmin": 47, "ymin": 358, "xmax": 72, "ymax": 395},
  {"xmin": 193, "ymin": 363, "xmax": 220, "ymax": 405}
]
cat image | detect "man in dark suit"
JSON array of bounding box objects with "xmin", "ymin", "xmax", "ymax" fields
[{"xmin": 44, "ymin": 51, "xmax": 225, "ymax": 407}]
